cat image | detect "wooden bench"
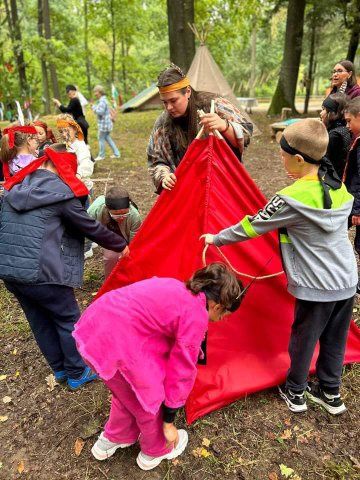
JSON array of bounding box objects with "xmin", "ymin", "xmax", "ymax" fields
[{"xmin": 270, "ymin": 118, "xmax": 302, "ymax": 142}]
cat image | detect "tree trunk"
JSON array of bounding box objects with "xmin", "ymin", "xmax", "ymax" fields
[
  {"xmin": 110, "ymin": 0, "xmax": 116, "ymax": 83},
  {"xmin": 249, "ymin": 26, "xmax": 257, "ymax": 97},
  {"xmin": 167, "ymin": 0, "xmax": 195, "ymax": 72},
  {"xmin": 43, "ymin": 0, "xmax": 60, "ymax": 99},
  {"xmin": 304, "ymin": 11, "xmax": 316, "ymax": 114},
  {"xmin": 84, "ymin": 0, "xmax": 92, "ymax": 98},
  {"xmin": 121, "ymin": 38, "xmax": 127, "ymax": 95},
  {"xmin": 5, "ymin": 0, "xmax": 28, "ymax": 96},
  {"xmin": 267, "ymin": 0, "xmax": 306, "ymax": 116},
  {"xmin": 37, "ymin": 0, "xmax": 51, "ymax": 114},
  {"xmin": 346, "ymin": 0, "xmax": 360, "ymax": 62}
]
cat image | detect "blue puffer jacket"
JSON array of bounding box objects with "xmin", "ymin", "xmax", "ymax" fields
[{"xmin": 0, "ymin": 169, "xmax": 127, "ymax": 287}]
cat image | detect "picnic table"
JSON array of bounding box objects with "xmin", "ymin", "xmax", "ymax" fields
[
  {"xmin": 236, "ymin": 97, "xmax": 258, "ymax": 113},
  {"xmin": 270, "ymin": 118, "xmax": 302, "ymax": 142}
]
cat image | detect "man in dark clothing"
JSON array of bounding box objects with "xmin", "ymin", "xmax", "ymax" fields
[
  {"xmin": 53, "ymin": 85, "xmax": 90, "ymax": 143},
  {"xmin": 0, "ymin": 147, "xmax": 128, "ymax": 389}
]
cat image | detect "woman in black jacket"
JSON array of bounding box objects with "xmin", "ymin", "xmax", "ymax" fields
[
  {"xmin": 53, "ymin": 85, "xmax": 90, "ymax": 143},
  {"xmin": 320, "ymin": 93, "xmax": 351, "ymax": 178}
]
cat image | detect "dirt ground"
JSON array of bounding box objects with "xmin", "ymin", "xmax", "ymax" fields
[{"xmin": 0, "ymin": 111, "xmax": 360, "ymax": 480}]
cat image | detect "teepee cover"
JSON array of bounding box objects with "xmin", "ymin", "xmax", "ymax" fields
[{"xmin": 98, "ymin": 136, "xmax": 360, "ymax": 424}]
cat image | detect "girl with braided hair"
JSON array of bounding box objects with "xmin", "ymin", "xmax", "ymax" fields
[{"xmin": 147, "ymin": 65, "xmax": 253, "ymax": 193}]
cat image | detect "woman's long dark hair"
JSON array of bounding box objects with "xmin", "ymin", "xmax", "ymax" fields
[{"xmin": 337, "ymin": 60, "xmax": 357, "ymax": 88}]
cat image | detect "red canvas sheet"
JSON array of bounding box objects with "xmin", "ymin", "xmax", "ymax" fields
[{"xmin": 98, "ymin": 135, "xmax": 360, "ymax": 424}]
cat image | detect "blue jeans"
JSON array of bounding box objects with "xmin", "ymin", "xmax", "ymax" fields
[
  {"xmin": 5, "ymin": 282, "xmax": 86, "ymax": 378},
  {"xmin": 98, "ymin": 130, "xmax": 120, "ymax": 157}
]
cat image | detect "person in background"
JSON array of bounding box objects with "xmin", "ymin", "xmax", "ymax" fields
[
  {"xmin": 73, "ymin": 263, "xmax": 242, "ymax": 470},
  {"xmin": 343, "ymin": 98, "xmax": 360, "ymax": 292},
  {"xmin": 33, "ymin": 120, "xmax": 56, "ymax": 157},
  {"xmin": 56, "ymin": 114, "xmax": 93, "ymax": 192},
  {"xmin": 0, "ymin": 101, "xmax": 4, "ymax": 121},
  {"xmin": 0, "ymin": 146, "xmax": 129, "ymax": 389},
  {"xmin": 92, "ymin": 85, "xmax": 120, "ymax": 161},
  {"xmin": 320, "ymin": 93, "xmax": 352, "ymax": 178},
  {"xmin": 53, "ymin": 85, "xmax": 90, "ymax": 143},
  {"xmin": 329, "ymin": 60, "xmax": 360, "ymax": 100},
  {"xmin": 88, "ymin": 186, "xmax": 142, "ymax": 277},
  {"xmin": 0, "ymin": 125, "xmax": 39, "ymax": 179}
]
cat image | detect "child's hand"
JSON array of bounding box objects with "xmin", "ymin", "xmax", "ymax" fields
[
  {"xmin": 352, "ymin": 215, "xmax": 360, "ymax": 226},
  {"xmin": 163, "ymin": 422, "xmax": 179, "ymax": 448},
  {"xmin": 121, "ymin": 246, "xmax": 130, "ymax": 257},
  {"xmin": 200, "ymin": 234, "xmax": 215, "ymax": 245}
]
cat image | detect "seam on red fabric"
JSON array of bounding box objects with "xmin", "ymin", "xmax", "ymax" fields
[{"xmin": 203, "ymin": 135, "xmax": 214, "ymax": 232}]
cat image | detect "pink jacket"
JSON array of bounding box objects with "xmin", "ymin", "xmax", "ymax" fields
[{"xmin": 73, "ymin": 277, "xmax": 208, "ymax": 414}]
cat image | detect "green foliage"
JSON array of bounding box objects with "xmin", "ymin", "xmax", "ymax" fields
[{"xmin": 0, "ymin": 0, "xmax": 357, "ymax": 113}]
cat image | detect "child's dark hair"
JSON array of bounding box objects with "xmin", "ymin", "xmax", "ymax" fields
[
  {"xmin": 106, "ymin": 186, "xmax": 139, "ymax": 211},
  {"xmin": 345, "ymin": 97, "xmax": 360, "ymax": 116},
  {"xmin": 186, "ymin": 263, "xmax": 243, "ymax": 313},
  {"xmin": 324, "ymin": 93, "xmax": 348, "ymax": 125},
  {"xmin": 0, "ymin": 131, "xmax": 29, "ymax": 164}
]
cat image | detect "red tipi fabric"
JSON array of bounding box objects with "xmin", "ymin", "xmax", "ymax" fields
[{"xmin": 98, "ymin": 135, "xmax": 360, "ymax": 424}]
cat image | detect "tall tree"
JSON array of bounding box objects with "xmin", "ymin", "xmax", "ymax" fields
[
  {"xmin": 42, "ymin": 0, "xmax": 60, "ymax": 99},
  {"xmin": 345, "ymin": 0, "xmax": 360, "ymax": 62},
  {"xmin": 37, "ymin": 0, "xmax": 51, "ymax": 114},
  {"xmin": 303, "ymin": 6, "xmax": 317, "ymax": 114},
  {"xmin": 84, "ymin": 0, "xmax": 92, "ymax": 97},
  {"xmin": 167, "ymin": 0, "xmax": 195, "ymax": 72},
  {"xmin": 4, "ymin": 0, "xmax": 28, "ymax": 96},
  {"xmin": 109, "ymin": 0, "xmax": 116, "ymax": 83},
  {"xmin": 268, "ymin": 0, "xmax": 306, "ymax": 115}
]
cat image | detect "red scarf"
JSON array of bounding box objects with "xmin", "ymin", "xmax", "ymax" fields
[
  {"xmin": 4, "ymin": 148, "xmax": 89, "ymax": 197},
  {"xmin": 3, "ymin": 125, "xmax": 38, "ymax": 148}
]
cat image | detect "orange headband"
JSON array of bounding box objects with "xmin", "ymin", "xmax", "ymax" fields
[
  {"xmin": 158, "ymin": 77, "xmax": 191, "ymax": 94},
  {"xmin": 56, "ymin": 119, "xmax": 84, "ymax": 141}
]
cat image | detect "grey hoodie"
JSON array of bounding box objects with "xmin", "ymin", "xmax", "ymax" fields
[{"xmin": 214, "ymin": 177, "xmax": 357, "ymax": 301}]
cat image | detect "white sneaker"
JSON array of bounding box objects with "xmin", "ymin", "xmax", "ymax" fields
[
  {"xmin": 91, "ymin": 432, "xmax": 135, "ymax": 461},
  {"xmin": 136, "ymin": 429, "xmax": 188, "ymax": 471},
  {"xmin": 84, "ymin": 248, "xmax": 93, "ymax": 260},
  {"xmin": 94, "ymin": 156, "xmax": 105, "ymax": 161},
  {"xmin": 110, "ymin": 154, "xmax": 121, "ymax": 159}
]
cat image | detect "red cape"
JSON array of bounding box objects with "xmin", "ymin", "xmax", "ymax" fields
[{"xmin": 98, "ymin": 135, "xmax": 360, "ymax": 424}]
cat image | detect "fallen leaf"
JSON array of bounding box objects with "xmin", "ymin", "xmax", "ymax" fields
[
  {"xmin": 293, "ymin": 426, "xmax": 299, "ymax": 431},
  {"xmin": 45, "ymin": 374, "xmax": 58, "ymax": 392},
  {"xmin": 74, "ymin": 438, "xmax": 85, "ymax": 456},
  {"xmin": 0, "ymin": 416, "xmax": 8, "ymax": 422},
  {"xmin": 2, "ymin": 396, "xmax": 11, "ymax": 404},
  {"xmin": 279, "ymin": 464, "xmax": 294, "ymax": 478},
  {"xmin": 15, "ymin": 371, "xmax": 20, "ymax": 377},
  {"xmin": 269, "ymin": 473, "xmax": 279, "ymax": 480},
  {"xmin": 17, "ymin": 461, "xmax": 25, "ymax": 474},
  {"xmin": 284, "ymin": 418, "xmax": 291, "ymax": 426},
  {"xmin": 172, "ymin": 458, "xmax": 180, "ymax": 466},
  {"xmin": 0, "ymin": 462, "xmax": 2, "ymax": 469},
  {"xmin": 12, "ymin": 348, "xmax": 17, "ymax": 355},
  {"xmin": 91, "ymin": 292, "xmax": 98, "ymax": 296},
  {"xmin": 353, "ymin": 307, "xmax": 358, "ymax": 313},
  {"xmin": 0, "ymin": 375, "xmax": 7, "ymax": 381},
  {"xmin": 192, "ymin": 447, "xmax": 211, "ymax": 458},
  {"xmin": 349, "ymin": 456, "xmax": 360, "ymax": 469},
  {"xmin": 280, "ymin": 429, "xmax": 292, "ymax": 440},
  {"xmin": 202, "ymin": 437, "xmax": 211, "ymax": 447}
]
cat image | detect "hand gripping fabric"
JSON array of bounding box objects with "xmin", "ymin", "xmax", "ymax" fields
[{"xmin": 98, "ymin": 135, "xmax": 360, "ymax": 424}]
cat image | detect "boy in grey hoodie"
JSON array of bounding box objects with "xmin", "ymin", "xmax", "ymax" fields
[{"xmin": 202, "ymin": 119, "xmax": 357, "ymax": 415}]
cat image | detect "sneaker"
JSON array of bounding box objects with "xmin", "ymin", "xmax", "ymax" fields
[
  {"xmin": 136, "ymin": 429, "xmax": 188, "ymax": 471},
  {"xmin": 67, "ymin": 366, "xmax": 98, "ymax": 390},
  {"xmin": 110, "ymin": 154, "xmax": 121, "ymax": 159},
  {"xmin": 306, "ymin": 382, "xmax": 346, "ymax": 415},
  {"xmin": 54, "ymin": 370, "xmax": 67, "ymax": 383},
  {"xmin": 278, "ymin": 384, "xmax": 307, "ymax": 413},
  {"xmin": 94, "ymin": 156, "xmax": 105, "ymax": 161},
  {"xmin": 91, "ymin": 432, "xmax": 136, "ymax": 461},
  {"xmin": 84, "ymin": 248, "xmax": 93, "ymax": 260}
]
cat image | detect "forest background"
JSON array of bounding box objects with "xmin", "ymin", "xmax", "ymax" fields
[{"xmin": 0, "ymin": 0, "xmax": 359, "ymax": 117}]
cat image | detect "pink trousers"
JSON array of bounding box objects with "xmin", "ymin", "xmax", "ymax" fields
[
  {"xmin": 103, "ymin": 249, "xmax": 120, "ymax": 279},
  {"xmin": 103, "ymin": 372, "xmax": 172, "ymax": 457}
]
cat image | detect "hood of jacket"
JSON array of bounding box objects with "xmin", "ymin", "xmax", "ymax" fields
[
  {"xmin": 5, "ymin": 169, "xmax": 75, "ymax": 212},
  {"xmin": 278, "ymin": 178, "xmax": 353, "ymax": 233}
]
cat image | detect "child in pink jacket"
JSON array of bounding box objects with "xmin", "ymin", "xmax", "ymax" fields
[{"xmin": 73, "ymin": 263, "xmax": 242, "ymax": 470}]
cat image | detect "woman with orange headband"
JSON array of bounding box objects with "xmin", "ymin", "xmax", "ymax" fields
[{"xmin": 147, "ymin": 64, "xmax": 254, "ymax": 193}]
